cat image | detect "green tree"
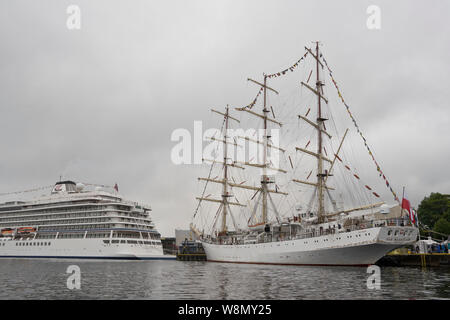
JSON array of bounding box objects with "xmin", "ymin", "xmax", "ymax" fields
[
  {"xmin": 417, "ymin": 193, "xmax": 450, "ymax": 239},
  {"xmin": 433, "ymin": 216, "xmax": 450, "ymax": 239},
  {"xmin": 417, "ymin": 193, "xmax": 449, "ymax": 228}
]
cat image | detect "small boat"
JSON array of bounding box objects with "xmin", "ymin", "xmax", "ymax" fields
[
  {"xmin": 247, "ymin": 222, "xmax": 266, "ymax": 231},
  {"xmin": 1, "ymin": 228, "xmax": 14, "ymax": 236},
  {"xmin": 17, "ymin": 227, "xmax": 36, "ymax": 234}
]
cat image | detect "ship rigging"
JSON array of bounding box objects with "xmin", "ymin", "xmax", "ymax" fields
[{"xmin": 190, "ymin": 42, "xmax": 418, "ymax": 266}]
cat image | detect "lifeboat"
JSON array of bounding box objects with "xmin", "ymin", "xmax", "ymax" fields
[
  {"xmin": 17, "ymin": 227, "xmax": 37, "ymax": 234},
  {"xmin": 248, "ymin": 222, "xmax": 266, "ymax": 231},
  {"xmin": 1, "ymin": 228, "xmax": 14, "ymax": 236}
]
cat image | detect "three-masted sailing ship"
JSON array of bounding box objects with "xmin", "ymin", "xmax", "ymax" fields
[{"xmin": 190, "ymin": 42, "xmax": 418, "ymax": 266}]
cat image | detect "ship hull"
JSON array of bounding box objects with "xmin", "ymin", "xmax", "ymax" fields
[
  {"xmin": 202, "ymin": 226, "xmax": 418, "ymax": 266},
  {"xmin": 0, "ymin": 238, "xmax": 175, "ymax": 260}
]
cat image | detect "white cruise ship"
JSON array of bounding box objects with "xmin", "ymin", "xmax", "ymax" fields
[{"xmin": 0, "ymin": 180, "xmax": 173, "ymax": 260}]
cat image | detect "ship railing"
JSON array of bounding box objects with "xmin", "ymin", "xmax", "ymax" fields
[
  {"xmin": 204, "ymin": 217, "xmax": 414, "ymax": 245},
  {"xmin": 265, "ymin": 217, "xmax": 414, "ymax": 242}
]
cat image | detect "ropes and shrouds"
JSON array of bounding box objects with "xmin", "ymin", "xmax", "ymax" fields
[
  {"xmin": 321, "ymin": 55, "xmax": 400, "ymax": 204},
  {"xmin": 193, "ymin": 115, "xmax": 227, "ymax": 219},
  {"xmin": 0, "ymin": 185, "xmax": 53, "ymax": 197},
  {"xmin": 333, "ymin": 153, "xmax": 381, "ymax": 199},
  {"xmin": 82, "ymin": 182, "xmax": 115, "ymax": 189},
  {"xmin": 265, "ymin": 51, "xmax": 309, "ymax": 79},
  {"xmin": 0, "ymin": 182, "xmax": 116, "ymax": 197},
  {"xmin": 245, "ymin": 87, "xmax": 264, "ymax": 109},
  {"xmin": 244, "ymin": 50, "xmax": 309, "ymax": 109}
]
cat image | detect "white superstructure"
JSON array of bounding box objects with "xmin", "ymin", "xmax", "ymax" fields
[{"xmin": 0, "ymin": 181, "xmax": 173, "ymax": 260}]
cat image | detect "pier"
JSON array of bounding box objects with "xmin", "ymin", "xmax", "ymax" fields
[
  {"xmin": 176, "ymin": 240, "xmax": 207, "ymax": 261},
  {"xmin": 377, "ymin": 253, "xmax": 450, "ymax": 267}
]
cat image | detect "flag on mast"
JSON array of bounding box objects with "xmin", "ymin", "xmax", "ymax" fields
[
  {"xmin": 411, "ymin": 208, "xmax": 418, "ymax": 227},
  {"xmin": 114, "ymin": 183, "xmax": 119, "ymax": 193},
  {"xmin": 401, "ymin": 190, "xmax": 414, "ymax": 225}
]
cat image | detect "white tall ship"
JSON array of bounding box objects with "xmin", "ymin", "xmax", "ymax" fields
[
  {"xmin": 191, "ymin": 42, "xmax": 419, "ymax": 266},
  {"xmin": 0, "ymin": 180, "xmax": 173, "ymax": 260}
]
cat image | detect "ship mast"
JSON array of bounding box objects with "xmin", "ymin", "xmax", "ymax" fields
[
  {"xmin": 293, "ymin": 43, "xmax": 333, "ymax": 223},
  {"xmin": 315, "ymin": 41, "xmax": 326, "ymax": 223},
  {"xmin": 221, "ymin": 106, "xmax": 231, "ymax": 232},
  {"xmin": 196, "ymin": 107, "xmax": 243, "ymax": 234},
  {"xmin": 262, "ymin": 75, "xmax": 269, "ymax": 224},
  {"xmin": 234, "ymin": 77, "xmax": 284, "ymax": 227}
]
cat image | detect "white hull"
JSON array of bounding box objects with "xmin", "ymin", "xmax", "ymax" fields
[
  {"xmin": 202, "ymin": 226, "xmax": 418, "ymax": 266},
  {"xmin": 0, "ymin": 238, "xmax": 175, "ymax": 260}
]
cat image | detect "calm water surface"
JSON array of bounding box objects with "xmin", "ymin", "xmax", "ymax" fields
[{"xmin": 0, "ymin": 259, "xmax": 448, "ymax": 299}]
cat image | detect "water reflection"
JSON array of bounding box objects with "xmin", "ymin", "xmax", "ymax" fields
[{"xmin": 0, "ymin": 259, "xmax": 447, "ymax": 299}]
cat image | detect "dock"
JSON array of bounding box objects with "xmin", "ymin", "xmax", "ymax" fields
[
  {"xmin": 176, "ymin": 240, "xmax": 207, "ymax": 261},
  {"xmin": 377, "ymin": 253, "xmax": 450, "ymax": 267}
]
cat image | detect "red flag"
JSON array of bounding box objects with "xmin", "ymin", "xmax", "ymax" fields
[
  {"xmin": 401, "ymin": 197, "xmax": 410, "ymax": 213},
  {"xmin": 114, "ymin": 183, "xmax": 119, "ymax": 192},
  {"xmin": 401, "ymin": 194, "xmax": 413, "ymax": 224}
]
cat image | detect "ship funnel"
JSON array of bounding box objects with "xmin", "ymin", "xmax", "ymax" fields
[{"xmin": 51, "ymin": 181, "xmax": 77, "ymax": 194}]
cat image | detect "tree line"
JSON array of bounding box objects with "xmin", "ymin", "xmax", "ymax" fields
[{"xmin": 417, "ymin": 193, "xmax": 450, "ymax": 240}]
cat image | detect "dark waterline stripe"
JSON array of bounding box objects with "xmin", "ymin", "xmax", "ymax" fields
[
  {"xmin": 0, "ymin": 255, "xmax": 176, "ymax": 260},
  {"xmin": 206, "ymin": 259, "xmax": 369, "ymax": 267}
]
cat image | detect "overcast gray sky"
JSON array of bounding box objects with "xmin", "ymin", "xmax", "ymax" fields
[{"xmin": 0, "ymin": 0, "xmax": 449, "ymax": 236}]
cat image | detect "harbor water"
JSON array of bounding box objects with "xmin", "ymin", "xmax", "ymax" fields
[{"xmin": 0, "ymin": 259, "xmax": 448, "ymax": 299}]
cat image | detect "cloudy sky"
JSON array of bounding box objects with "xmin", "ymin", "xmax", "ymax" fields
[{"xmin": 0, "ymin": 0, "xmax": 448, "ymax": 236}]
